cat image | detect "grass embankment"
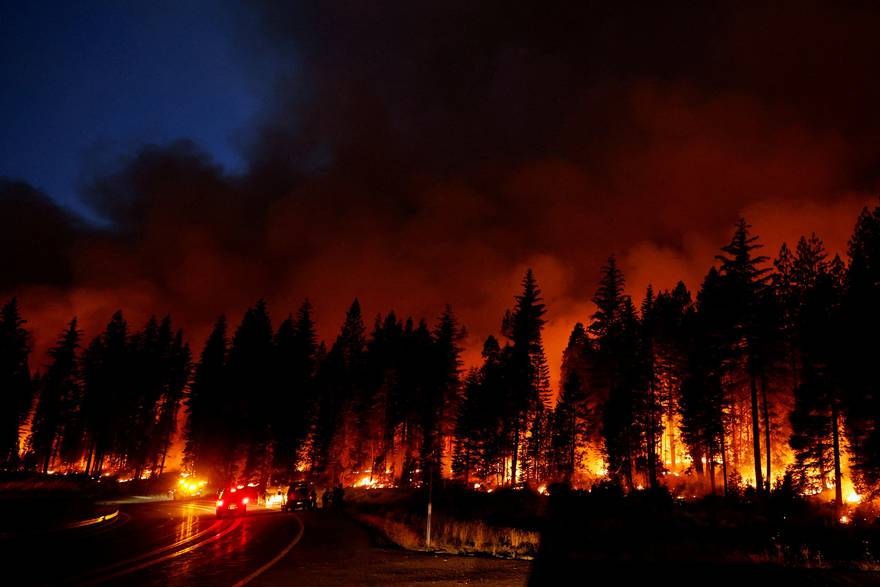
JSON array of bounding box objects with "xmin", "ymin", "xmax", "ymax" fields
[
  {"xmin": 346, "ymin": 486, "xmax": 541, "ymax": 559},
  {"xmin": 347, "ymin": 482, "xmax": 880, "ymax": 569}
]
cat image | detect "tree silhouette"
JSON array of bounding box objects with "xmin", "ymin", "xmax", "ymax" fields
[
  {"xmin": 12, "ymin": 200, "xmax": 880, "ymax": 501},
  {"xmin": 312, "ymin": 299, "xmax": 368, "ymax": 484},
  {"xmin": 589, "ymin": 257, "xmax": 654, "ymax": 489},
  {"xmin": 504, "ymin": 269, "xmax": 550, "ymax": 484},
  {"xmin": 680, "ymin": 268, "xmax": 728, "ymax": 493},
  {"xmin": 552, "ymin": 370, "xmax": 591, "ymax": 484},
  {"xmin": 81, "ymin": 311, "xmax": 130, "ymax": 476},
  {"xmin": 227, "ymin": 300, "xmax": 274, "ymax": 483},
  {"xmin": 0, "ymin": 298, "xmax": 32, "ymax": 467},
  {"xmin": 421, "ymin": 305, "xmax": 464, "ymax": 484},
  {"xmin": 453, "ymin": 368, "xmax": 483, "ymax": 484},
  {"xmin": 650, "ymin": 283, "xmax": 692, "ymax": 475},
  {"xmin": 600, "ymin": 296, "xmax": 646, "ymax": 490},
  {"xmin": 185, "ymin": 316, "xmax": 229, "ymax": 482},
  {"xmin": 841, "ymin": 206, "xmax": 880, "ymax": 489},
  {"xmin": 153, "ymin": 324, "xmax": 190, "ymax": 476},
  {"xmin": 716, "ymin": 219, "xmax": 773, "ymax": 493},
  {"xmin": 30, "ymin": 319, "xmax": 80, "ymax": 473},
  {"xmin": 271, "ymin": 299, "xmax": 319, "ymax": 481}
]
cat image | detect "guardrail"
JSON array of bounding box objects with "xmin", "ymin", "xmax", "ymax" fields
[{"xmin": 63, "ymin": 508, "xmax": 120, "ymax": 529}]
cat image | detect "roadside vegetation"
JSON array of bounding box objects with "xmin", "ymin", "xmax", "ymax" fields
[
  {"xmin": 347, "ymin": 484, "xmax": 880, "ymax": 569},
  {"xmin": 346, "ymin": 486, "xmax": 541, "ymax": 559}
]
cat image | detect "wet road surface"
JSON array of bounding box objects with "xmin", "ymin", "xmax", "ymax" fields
[
  {"xmin": 1, "ymin": 499, "xmax": 530, "ymax": 586},
  {"xmin": 7, "ymin": 498, "xmax": 877, "ymax": 586}
]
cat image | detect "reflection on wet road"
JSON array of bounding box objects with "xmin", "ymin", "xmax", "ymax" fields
[
  {"xmin": 2, "ymin": 499, "xmax": 532, "ymax": 586},
  {"xmin": 2, "ymin": 500, "xmax": 304, "ymax": 586}
]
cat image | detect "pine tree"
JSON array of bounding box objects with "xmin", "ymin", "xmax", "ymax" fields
[
  {"xmin": 81, "ymin": 310, "xmax": 131, "ymax": 476},
  {"xmin": 841, "ymin": 206, "xmax": 880, "ymax": 490},
  {"xmin": 774, "ymin": 242, "xmax": 800, "ymax": 418},
  {"xmin": 313, "ymin": 299, "xmax": 368, "ymax": 484},
  {"xmin": 0, "ymin": 298, "xmax": 32, "ymax": 467},
  {"xmin": 590, "ymin": 257, "xmax": 648, "ymax": 489},
  {"xmin": 680, "ymin": 268, "xmax": 728, "ymax": 493},
  {"xmin": 153, "ymin": 325, "xmax": 190, "ymax": 476},
  {"xmin": 716, "ymin": 219, "xmax": 773, "ymax": 492},
  {"xmin": 600, "ymin": 296, "xmax": 645, "ymax": 489},
  {"xmin": 422, "ymin": 306, "xmax": 464, "ymax": 484},
  {"xmin": 785, "ymin": 236, "xmax": 832, "ymax": 494},
  {"xmin": 227, "ymin": 300, "xmax": 274, "ymax": 483},
  {"xmin": 365, "ymin": 311, "xmax": 405, "ymax": 482},
  {"xmin": 453, "ymin": 368, "xmax": 483, "ymax": 484},
  {"xmin": 551, "ymin": 370, "xmax": 591, "ymax": 484},
  {"xmin": 505, "ymin": 269, "xmax": 550, "ymax": 484},
  {"xmin": 185, "ymin": 316, "xmax": 229, "ymax": 482},
  {"xmin": 272, "ymin": 300, "xmax": 319, "ymax": 481},
  {"xmin": 651, "ymin": 282, "xmax": 692, "ymax": 474},
  {"xmin": 126, "ymin": 316, "xmax": 165, "ymax": 478},
  {"xmin": 403, "ymin": 319, "xmax": 434, "ymax": 485},
  {"xmin": 31, "ymin": 319, "xmax": 81, "ymax": 473},
  {"xmin": 639, "ymin": 286, "xmax": 665, "ymax": 488}
]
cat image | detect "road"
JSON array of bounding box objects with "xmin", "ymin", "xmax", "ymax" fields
[
  {"xmin": 0, "ymin": 499, "xmax": 531, "ymax": 586},
  {"xmin": 5, "ymin": 499, "xmax": 880, "ymax": 586}
]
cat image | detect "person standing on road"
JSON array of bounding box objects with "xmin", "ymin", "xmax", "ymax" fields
[{"xmin": 332, "ymin": 484, "xmax": 345, "ymax": 509}]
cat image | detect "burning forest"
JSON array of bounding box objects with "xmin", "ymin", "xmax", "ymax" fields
[
  {"xmin": 5, "ymin": 208, "xmax": 880, "ymax": 522},
  {"xmin": 5, "ymin": 3, "xmax": 880, "ymax": 583}
]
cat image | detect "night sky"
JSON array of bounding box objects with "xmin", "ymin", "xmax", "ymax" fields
[
  {"xmin": 0, "ymin": 2, "xmax": 284, "ymax": 220},
  {"xmin": 3, "ymin": 1, "xmax": 880, "ymax": 389}
]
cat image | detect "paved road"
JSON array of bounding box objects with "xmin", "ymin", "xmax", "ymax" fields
[
  {"xmin": 5, "ymin": 498, "xmax": 879, "ymax": 586},
  {"xmin": 0, "ymin": 499, "xmax": 531, "ymax": 586}
]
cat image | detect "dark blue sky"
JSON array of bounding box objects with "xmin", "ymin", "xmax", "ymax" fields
[{"xmin": 1, "ymin": 1, "xmax": 278, "ymax": 222}]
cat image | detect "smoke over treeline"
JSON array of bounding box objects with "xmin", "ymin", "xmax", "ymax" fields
[{"xmin": 2, "ymin": 1, "xmax": 879, "ymax": 386}]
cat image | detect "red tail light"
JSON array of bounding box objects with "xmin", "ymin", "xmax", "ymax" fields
[
  {"xmin": 216, "ymin": 499, "xmax": 224, "ymax": 507},
  {"xmin": 241, "ymin": 497, "xmax": 249, "ymax": 504}
]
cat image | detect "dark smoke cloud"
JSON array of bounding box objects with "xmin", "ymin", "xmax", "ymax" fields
[
  {"xmin": 1, "ymin": 180, "xmax": 80, "ymax": 291},
  {"xmin": 4, "ymin": 1, "xmax": 880, "ymax": 388}
]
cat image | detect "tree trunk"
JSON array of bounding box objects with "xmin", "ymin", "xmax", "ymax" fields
[
  {"xmin": 720, "ymin": 422, "xmax": 728, "ymax": 497},
  {"xmin": 669, "ymin": 394, "xmax": 676, "ymax": 470},
  {"xmin": 708, "ymin": 444, "xmax": 716, "ymax": 494},
  {"xmin": 159, "ymin": 427, "xmax": 173, "ymax": 476},
  {"xmin": 648, "ymin": 374, "xmax": 657, "ymax": 489},
  {"xmin": 569, "ymin": 410, "xmax": 577, "ymax": 483},
  {"xmin": 624, "ymin": 426, "xmax": 634, "ymax": 491},
  {"xmin": 85, "ymin": 442, "xmax": 94, "ymax": 476},
  {"xmin": 750, "ymin": 373, "xmax": 764, "ymax": 493},
  {"xmin": 511, "ymin": 423, "xmax": 519, "ymax": 485},
  {"xmin": 832, "ymin": 398, "xmax": 843, "ymax": 511},
  {"xmin": 731, "ymin": 398, "xmax": 739, "ymax": 474},
  {"xmin": 761, "ymin": 374, "xmax": 771, "ymax": 492},
  {"xmin": 94, "ymin": 451, "xmax": 104, "ymax": 478}
]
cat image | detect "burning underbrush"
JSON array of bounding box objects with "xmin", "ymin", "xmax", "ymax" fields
[{"xmin": 0, "ymin": 470, "xmax": 180, "ymax": 500}]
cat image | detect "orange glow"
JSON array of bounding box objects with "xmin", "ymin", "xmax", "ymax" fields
[
  {"xmin": 355, "ymin": 475, "xmax": 375, "ymax": 488},
  {"xmin": 845, "ymin": 490, "xmax": 861, "ymax": 505}
]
